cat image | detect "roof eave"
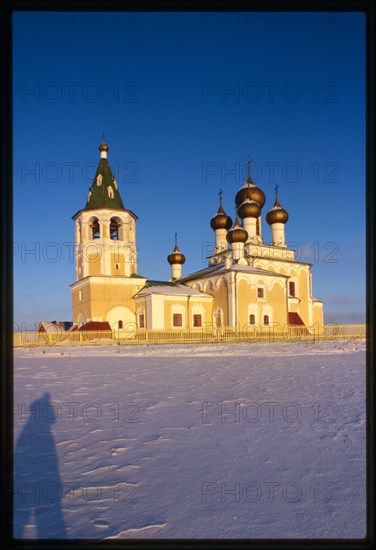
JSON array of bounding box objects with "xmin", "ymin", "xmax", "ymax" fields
[{"xmin": 72, "ymin": 207, "xmax": 139, "ymax": 221}]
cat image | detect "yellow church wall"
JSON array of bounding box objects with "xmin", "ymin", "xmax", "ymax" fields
[
  {"xmin": 134, "ymin": 297, "xmax": 146, "ymax": 311},
  {"xmin": 237, "ymin": 279, "xmax": 253, "ymax": 327},
  {"xmin": 268, "ymin": 281, "xmax": 289, "ymax": 328},
  {"xmin": 210, "ymin": 279, "xmax": 229, "ymax": 326},
  {"xmin": 101, "ymin": 224, "xmax": 109, "ymax": 239},
  {"xmin": 87, "ymin": 254, "xmax": 101, "ymax": 276},
  {"xmin": 71, "ymin": 282, "xmax": 92, "ymax": 324},
  {"xmin": 192, "ymin": 301, "xmax": 213, "ymax": 330},
  {"xmin": 252, "ymin": 260, "xmax": 317, "ymax": 329},
  {"xmin": 185, "ymin": 280, "xmax": 225, "ymax": 322},
  {"xmin": 72, "ymin": 274, "xmax": 147, "ymax": 327},
  {"xmin": 161, "ymin": 299, "xmax": 212, "ymax": 330},
  {"xmin": 163, "ymin": 299, "xmax": 187, "ymax": 329},
  {"xmin": 89, "ymin": 282, "xmax": 140, "ymax": 320},
  {"xmin": 313, "ymin": 302, "xmax": 324, "ymax": 332},
  {"xmin": 236, "ymin": 277, "xmax": 288, "ymax": 329},
  {"xmin": 110, "ymin": 253, "xmax": 125, "ymax": 276},
  {"xmin": 295, "ymin": 268, "xmax": 310, "ymax": 325}
]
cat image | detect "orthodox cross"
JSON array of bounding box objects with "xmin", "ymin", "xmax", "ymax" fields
[{"xmin": 247, "ymin": 157, "xmax": 252, "ymax": 179}]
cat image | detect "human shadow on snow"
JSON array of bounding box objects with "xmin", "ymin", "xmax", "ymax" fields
[{"xmin": 14, "ymin": 392, "xmax": 66, "ymax": 538}]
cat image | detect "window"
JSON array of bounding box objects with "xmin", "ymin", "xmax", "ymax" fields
[
  {"xmin": 257, "ymin": 288, "xmax": 264, "ymax": 299},
  {"xmin": 91, "ymin": 218, "xmax": 100, "ymax": 239},
  {"xmin": 118, "ymin": 320, "xmax": 123, "ymax": 329},
  {"xmin": 263, "ymin": 315, "xmax": 269, "ymax": 326},
  {"xmin": 249, "ymin": 314, "xmax": 255, "ymax": 325},
  {"xmin": 289, "ymin": 281, "xmax": 296, "ymax": 297},
  {"xmin": 193, "ymin": 314, "xmax": 202, "ymax": 327},
  {"xmin": 173, "ymin": 313, "xmax": 183, "ymax": 327},
  {"xmin": 139, "ymin": 314, "xmax": 145, "ymax": 328},
  {"xmin": 78, "ymin": 290, "xmax": 82, "ymax": 301},
  {"xmin": 110, "ymin": 217, "xmax": 121, "ymax": 240},
  {"xmin": 115, "ymin": 263, "xmax": 119, "ymax": 270},
  {"xmin": 256, "ymin": 218, "xmax": 260, "ymax": 236}
]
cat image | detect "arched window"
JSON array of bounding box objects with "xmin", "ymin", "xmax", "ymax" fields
[
  {"xmin": 118, "ymin": 320, "xmax": 123, "ymax": 329},
  {"xmin": 110, "ymin": 217, "xmax": 122, "ymax": 240},
  {"xmin": 263, "ymin": 315, "xmax": 269, "ymax": 326},
  {"xmin": 90, "ymin": 218, "xmax": 100, "ymax": 239},
  {"xmin": 256, "ymin": 218, "xmax": 260, "ymax": 236},
  {"xmin": 249, "ymin": 314, "xmax": 255, "ymax": 325}
]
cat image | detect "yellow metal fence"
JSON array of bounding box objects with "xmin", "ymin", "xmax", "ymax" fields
[{"xmin": 13, "ymin": 324, "xmax": 367, "ymax": 347}]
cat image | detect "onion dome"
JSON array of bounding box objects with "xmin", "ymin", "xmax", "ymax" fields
[
  {"xmin": 238, "ymin": 198, "xmax": 261, "ymax": 219},
  {"xmin": 210, "ymin": 192, "xmax": 232, "ymax": 231},
  {"xmin": 235, "ymin": 183, "xmax": 265, "ymax": 209},
  {"xmin": 99, "ymin": 142, "xmax": 109, "ymax": 153},
  {"xmin": 235, "ymin": 159, "xmax": 265, "ymax": 211},
  {"xmin": 226, "ymin": 214, "xmax": 248, "ymax": 244},
  {"xmin": 235, "ymin": 158, "xmax": 265, "ymax": 208},
  {"xmin": 167, "ymin": 234, "xmax": 186, "ymax": 265},
  {"xmin": 266, "ymin": 191, "xmax": 289, "ymax": 225}
]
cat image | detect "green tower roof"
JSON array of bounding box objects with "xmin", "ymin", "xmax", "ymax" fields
[{"xmin": 84, "ymin": 142, "xmax": 125, "ymax": 210}]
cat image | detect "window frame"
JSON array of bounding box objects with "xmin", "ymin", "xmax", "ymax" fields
[
  {"xmin": 173, "ymin": 313, "xmax": 183, "ymax": 327},
  {"xmin": 193, "ymin": 314, "xmax": 202, "ymax": 328},
  {"xmin": 257, "ymin": 287, "xmax": 265, "ymax": 299}
]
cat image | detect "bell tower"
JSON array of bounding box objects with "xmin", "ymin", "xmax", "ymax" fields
[{"xmin": 71, "ymin": 140, "xmax": 146, "ymax": 328}]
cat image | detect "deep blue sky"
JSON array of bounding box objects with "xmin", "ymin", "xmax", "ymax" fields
[{"xmin": 13, "ymin": 11, "xmax": 365, "ymax": 329}]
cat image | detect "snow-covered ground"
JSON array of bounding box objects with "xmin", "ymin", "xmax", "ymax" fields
[{"xmin": 13, "ymin": 339, "xmax": 366, "ymax": 539}]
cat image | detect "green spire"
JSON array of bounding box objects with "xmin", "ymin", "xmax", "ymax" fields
[{"xmin": 85, "ymin": 140, "xmax": 125, "ymax": 210}]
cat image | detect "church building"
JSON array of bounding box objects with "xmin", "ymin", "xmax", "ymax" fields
[{"xmin": 71, "ymin": 141, "xmax": 324, "ymax": 334}]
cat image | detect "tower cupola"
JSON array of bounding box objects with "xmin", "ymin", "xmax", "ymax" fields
[
  {"xmin": 167, "ymin": 233, "xmax": 186, "ymax": 280},
  {"xmin": 266, "ymin": 184, "xmax": 289, "ymax": 247},
  {"xmin": 226, "ymin": 214, "xmax": 248, "ymax": 263},
  {"xmin": 85, "ymin": 137, "xmax": 124, "ymax": 210},
  {"xmin": 235, "ymin": 158, "xmax": 266, "ymax": 208},
  {"xmin": 210, "ymin": 189, "xmax": 232, "ymax": 254}
]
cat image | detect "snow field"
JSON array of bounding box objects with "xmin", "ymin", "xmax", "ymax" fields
[{"xmin": 13, "ymin": 339, "xmax": 366, "ymax": 539}]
